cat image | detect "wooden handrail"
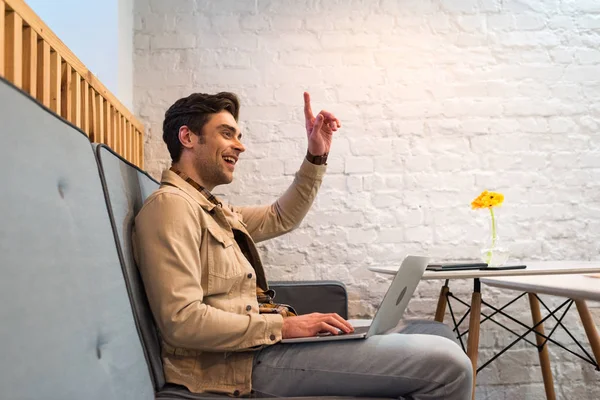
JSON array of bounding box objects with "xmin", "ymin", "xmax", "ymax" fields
[{"xmin": 1, "ymin": 0, "xmax": 144, "ymax": 168}]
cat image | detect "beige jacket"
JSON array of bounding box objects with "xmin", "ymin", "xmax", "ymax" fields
[{"xmin": 132, "ymin": 159, "xmax": 326, "ymax": 396}]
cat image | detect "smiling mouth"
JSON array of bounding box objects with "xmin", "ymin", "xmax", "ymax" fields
[{"xmin": 223, "ymin": 156, "xmax": 237, "ymax": 166}]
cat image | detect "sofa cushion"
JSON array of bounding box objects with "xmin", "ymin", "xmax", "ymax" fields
[
  {"xmin": 0, "ymin": 77, "xmax": 154, "ymax": 400},
  {"xmin": 94, "ymin": 144, "xmax": 164, "ymax": 389}
]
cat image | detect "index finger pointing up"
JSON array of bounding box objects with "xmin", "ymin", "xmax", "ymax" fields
[{"xmin": 303, "ymin": 92, "xmax": 314, "ymax": 121}]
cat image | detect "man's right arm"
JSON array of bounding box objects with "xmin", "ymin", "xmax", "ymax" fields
[{"xmin": 133, "ymin": 192, "xmax": 283, "ymax": 352}]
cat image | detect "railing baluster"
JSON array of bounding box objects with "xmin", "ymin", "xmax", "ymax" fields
[
  {"xmin": 138, "ymin": 132, "xmax": 144, "ymax": 169},
  {"xmin": 131, "ymin": 123, "xmax": 135, "ymax": 163},
  {"xmin": 118, "ymin": 113, "xmax": 124, "ymax": 155},
  {"xmin": 90, "ymin": 88, "xmax": 100, "ymax": 142},
  {"xmin": 5, "ymin": 9, "xmax": 22, "ymax": 87},
  {"xmin": 135, "ymin": 129, "xmax": 142, "ymax": 165},
  {"xmin": 89, "ymin": 85, "xmax": 95, "ymax": 138},
  {"xmin": 22, "ymin": 25, "xmax": 36, "ymax": 96},
  {"xmin": 133, "ymin": 129, "xmax": 138, "ymax": 166},
  {"xmin": 125, "ymin": 121, "xmax": 131, "ymax": 162},
  {"xmin": 60, "ymin": 61, "xmax": 71, "ymax": 120},
  {"xmin": 71, "ymin": 70, "xmax": 81, "ymax": 128},
  {"xmin": 104, "ymin": 102, "xmax": 112, "ymax": 148},
  {"xmin": 114, "ymin": 112, "xmax": 119, "ymax": 153},
  {"xmin": 49, "ymin": 50, "xmax": 61, "ymax": 114},
  {"xmin": 0, "ymin": 1, "xmax": 5, "ymax": 76},
  {"xmin": 36, "ymin": 39, "xmax": 50, "ymax": 106},
  {"xmin": 81, "ymin": 80, "xmax": 89, "ymax": 134},
  {"xmin": 131, "ymin": 123, "xmax": 135, "ymax": 162},
  {"xmin": 121, "ymin": 115, "xmax": 126, "ymax": 158},
  {"xmin": 131, "ymin": 124, "xmax": 135, "ymax": 163},
  {"xmin": 112, "ymin": 109, "xmax": 118, "ymax": 153},
  {"xmin": 96, "ymin": 94, "xmax": 104, "ymax": 144}
]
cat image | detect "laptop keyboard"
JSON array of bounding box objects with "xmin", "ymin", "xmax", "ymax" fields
[
  {"xmin": 317, "ymin": 325, "xmax": 370, "ymax": 337},
  {"xmin": 341, "ymin": 325, "xmax": 370, "ymax": 335}
]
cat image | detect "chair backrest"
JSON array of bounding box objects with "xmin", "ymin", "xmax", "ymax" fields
[
  {"xmin": 270, "ymin": 281, "xmax": 348, "ymax": 319},
  {"xmin": 0, "ymin": 77, "xmax": 154, "ymax": 400},
  {"xmin": 94, "ymin": 144, "xmax": 165, "ymax": 389}
]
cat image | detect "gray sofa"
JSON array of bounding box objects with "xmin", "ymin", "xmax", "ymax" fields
[{"xmin": 0, "ymin": 76, "xmax": 387, "ymax": 399}]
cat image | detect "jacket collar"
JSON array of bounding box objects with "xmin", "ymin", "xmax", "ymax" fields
[
  {"xmin": 160, "ymin": 169, "xmax": 252, "ymax": 237},
  {"xmin": 160, "ymin": 169, "xmax": 220, "ymax": 213}
]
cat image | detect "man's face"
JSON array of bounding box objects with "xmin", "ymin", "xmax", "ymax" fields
[{"xmin": 191, "ymin": 111, "xmax": 245, "ymax": 190}]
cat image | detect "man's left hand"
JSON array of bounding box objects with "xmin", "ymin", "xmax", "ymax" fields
[{"xmin": 303, "ymin": 92, "xmax": 341, "ymax": 156}]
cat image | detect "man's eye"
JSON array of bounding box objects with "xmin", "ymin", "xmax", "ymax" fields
[{"xmin": 222, "ymin": 130, "xmax": 233, "ymax": 137}]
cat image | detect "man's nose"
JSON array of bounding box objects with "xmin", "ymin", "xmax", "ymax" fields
[{"xmin": 234, "ymin": 138, "xmax": 245, "ymax": 153}]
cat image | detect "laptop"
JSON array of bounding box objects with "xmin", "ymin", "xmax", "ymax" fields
[{"xmin": 281, "ymin": 255, "xmax": 429, "ymax": 343}]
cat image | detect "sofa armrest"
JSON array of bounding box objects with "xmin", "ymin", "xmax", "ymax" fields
[{"xmin": 269, "ymin": 280, "xmax": 348, "ymax": 319}]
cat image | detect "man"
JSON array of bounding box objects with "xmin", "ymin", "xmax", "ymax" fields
[{"xmin": 133, "ymin": 91, "xmax": 472, "ymax": 399}]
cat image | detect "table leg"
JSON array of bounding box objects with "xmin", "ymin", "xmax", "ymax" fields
[
  {"xmin": 575, "ymin": 300, "xmax": 600, "ymax": 367},
  {"xmin": 528, "ymin": 293, "xmax": 556, "ymax": 400},
  {"xmin": 434, "ymin": 280, "xmax": 449, "ymax": 323},
  {"xmin": 466, "ymin": 279, "xmax": 481, "ymax": 400}
]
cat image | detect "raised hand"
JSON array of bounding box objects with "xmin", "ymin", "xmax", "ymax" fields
[
  {"xmin": 281, "ymin": 312, "xmax": 354, "ymax": 339},
  {"xmin": 303, "ymin": 92, "xmax": 341, "ymax": 156}
]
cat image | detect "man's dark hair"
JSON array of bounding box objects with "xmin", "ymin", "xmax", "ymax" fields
[{"xmin": 162, "ymin": 92, "xmax": 240, "ymax": 162}]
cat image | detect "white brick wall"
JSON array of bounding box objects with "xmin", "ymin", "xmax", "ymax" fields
[{"xmin": 134, "ymin": 0, "xmax": 600, "ymax": 398}]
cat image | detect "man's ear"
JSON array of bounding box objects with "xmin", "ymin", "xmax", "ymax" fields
[{"xmin": 178, "ymin": 126, "xmax": 195, "ymax": 149}]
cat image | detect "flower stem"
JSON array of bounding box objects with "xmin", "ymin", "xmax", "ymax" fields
[
  {"xmin": 486, "ymin": 207, "xmax": 496, "ymax": 264},
  {"xmin": 490, "ymin": 207, "xmax": 496, "ymax": 247}
]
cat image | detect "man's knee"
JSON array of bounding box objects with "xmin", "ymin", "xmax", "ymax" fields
[
  {"xmin": 446, "ymin": 342, "xmax": 472, "ymax": 374},
  {"xmin": 431, "ymin": 339, "xmax": 473, "ymax": 395},
  {"xmin": 389, "ymin": 335, "xmax": 472, "ymax": 398}
]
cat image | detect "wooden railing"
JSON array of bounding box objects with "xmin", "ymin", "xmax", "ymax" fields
[{"xmin": 0, "ymin": 0, "xmax": 144, "ymax": 168}]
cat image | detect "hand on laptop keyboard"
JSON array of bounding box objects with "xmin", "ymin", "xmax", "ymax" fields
[{"xmin": 282, "ymin": 312, "xmax": 355, "ymax": 339}]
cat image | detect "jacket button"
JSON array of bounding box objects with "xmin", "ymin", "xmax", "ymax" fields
[
  {"xmin": 246, "ymin": 305, "xmax": 252, "ymax": 312},
  {"xmin": 247, "ymin": 273, "xmax": 253, "ymax": 279},
  {"xmin": 270, "ymin": 334, "xmax": 276, "ymax": 341},
  {"xmin": 233, "ymin": 390, "xmax": 240, "ymax": 397}
]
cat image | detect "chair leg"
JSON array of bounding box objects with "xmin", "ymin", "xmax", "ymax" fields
[
  {"xmin": 434, "ymin": 284, "xmax": 449, "ymax": 323},
  {"xmin": 528, "ymin": 293, "xmax": 556, "ymax": 400},
  {"xmin": 466, "ymin": 289, "xmax": 481, "ymax": 400},
  {"xmin": 575, "ymin": 300, "xmax": 600, "ymax": 367}
]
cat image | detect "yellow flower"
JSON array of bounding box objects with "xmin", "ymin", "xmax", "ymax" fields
[
  {"xmin": 471, "ymin": 190, "xmax": 504, "ymax": 209},
  {"xmin": 472, "ymin": 190, "xmax": 505, "ymax": 264}
]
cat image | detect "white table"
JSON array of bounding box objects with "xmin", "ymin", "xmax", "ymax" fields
[
  {"xmin": 369, "ymin": 260, "xmax": 600, "ymax": 280},
  {"xmin": 481, "ymin": 273, "xmax": 600, "ymax": 400},
  {"xmin": 368, "ymin": 261, "xmax": 600, "ymax": 400}
]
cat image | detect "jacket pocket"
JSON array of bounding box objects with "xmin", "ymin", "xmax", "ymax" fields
[
  {"xmin": 205, "ymin": 223, "xmax": 243, "ymax": 294},
  {"xmin": 162, "ymin": 353, "xmax": 198, "ymax": 385}
]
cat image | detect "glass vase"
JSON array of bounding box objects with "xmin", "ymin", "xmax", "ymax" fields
[{"xmin": 480, "ymin": 208, "xmax": 510, "ymax": 268}]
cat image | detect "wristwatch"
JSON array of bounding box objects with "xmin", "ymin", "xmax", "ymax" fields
[{"xmin": 306, "ymin": 150, "xmax": 328, "ymax": 165}]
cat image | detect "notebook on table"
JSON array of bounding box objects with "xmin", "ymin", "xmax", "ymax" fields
[{"xmin": 426, "ymin": 262, "xmax": 527, "ymax": 271}]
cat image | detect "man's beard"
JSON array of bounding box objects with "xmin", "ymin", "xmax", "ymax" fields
[{"xmin": 195, "ymin": 158, "xmax": 232, "ymax": 189}]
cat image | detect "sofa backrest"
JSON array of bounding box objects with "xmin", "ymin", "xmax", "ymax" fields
[
  {"xmin": 0, "ymin": 77, "xmax": 154, "ymax": 400},
  {"xmin": 94, "ymin": 144, "xmax": 165, "ymax": 390}
]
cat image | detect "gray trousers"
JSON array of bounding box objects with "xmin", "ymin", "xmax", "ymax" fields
[{"xmin": 252, "ymin": 320, "xmax": 473, "ymax": 399}]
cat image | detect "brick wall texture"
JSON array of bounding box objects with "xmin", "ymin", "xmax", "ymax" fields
[{"xmin": 133, "ymin": 0, "xmax": 600, "ymax": 398}]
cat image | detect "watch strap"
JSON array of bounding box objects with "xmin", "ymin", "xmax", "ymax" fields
[{"xmin": 305, "ymin": 150, "xmax": 328, "ymax": 165}]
